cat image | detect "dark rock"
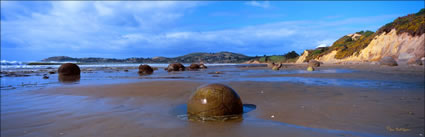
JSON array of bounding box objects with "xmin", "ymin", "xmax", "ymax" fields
[
  {"xmin": 308, "ymin": 60, "xmax": 320, "ymax": 67},
  {"xmin": 58, "ymin": 63, "xmax": 81, "ymax": 76},
  {"xmin": 48, "ymin": 71, "xmax": 56, "ymax": 74},
  {"xmin": 43, "ymin": 74, "xmax": 49, "ymax": 79},
  {"xmin": 189, "ymin": 64, "xmax": 201, "ymax": 70},
  {"xmin": 166, "ymin": 63, "xmax": 185, "ymax": 72},
  {"xmin": 379, "ymin": 56, "xmax": 398, "ymax": 66},
  {"xmin": 138, "ymin": 64, "xmax": 154, "ymax": 75},
  {"xmin": 124, "ymin": 69, "xmax": 129, "ymax": 72},
  {"xmin": 59, "ymin": 75, "xmax": 80, "ymax": 83}
]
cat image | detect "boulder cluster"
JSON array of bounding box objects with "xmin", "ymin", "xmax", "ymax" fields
[
  {"xmin": 165, "ymin": 63, "xmax": 208, "ymax": 72},
  {"xmin": 165, "ymin": 63, "xmax": 186, "ymax": 72},
  {"xmin": 189, "ymin": 63, "xmax": 208, "ymax": 70}
]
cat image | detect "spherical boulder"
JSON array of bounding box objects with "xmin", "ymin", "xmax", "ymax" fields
[
  {"xmin": 187, "ymin": 83, "xmax": 243, "ymax": 120},
  {"xmin": 307, "ymin": 66, "xmax": 315, "ymax": 71},
  {"xmin": 166, "ymin": 63, "xmax": 185, "ymax": 72},
  {"xmin": 58, "ymin": 63, "xmax": 80, "ymax": 76},
  {"xmin": 58, "ymin": 75, "xmax": 80, "ymax": 83},
  {"xmin": 379, "ymin": 56, "xmax": 398, "ymax": 66},
  {"xmin": 189, "ymin": 64, "xmax": 201, "ymax": 70},
  {"xmin": 308, "ymin": 60, "xmax": 320, "ymax": 67},
  {"xmin": 138, "ymin": 64, "xmax": 154, "ymax": 75}
]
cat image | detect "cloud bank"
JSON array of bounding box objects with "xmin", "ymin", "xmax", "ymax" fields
[{"xmin": 1, "ymin": 1, "xmax": 400, "ymax": 61}]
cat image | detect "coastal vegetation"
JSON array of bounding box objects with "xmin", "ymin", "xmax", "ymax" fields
[
  {"xmin": 41, "ymin": 52, "xmax": 254, "ymax": 64},
  {"xmin": 302, "ymin": 8, "xmax": 424, "ymax": 62},
  {"xmin": 377, "ymin": 8, "xmax": 425, "ymax": 36},
  {"xmin": 258, "ymin": 51, "xmax": 300, "ymax": 63}
]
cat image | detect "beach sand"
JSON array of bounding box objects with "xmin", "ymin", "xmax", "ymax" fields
[{"xmin": 1, "ymin": 64, "xmax": 424, "ymax": 137}]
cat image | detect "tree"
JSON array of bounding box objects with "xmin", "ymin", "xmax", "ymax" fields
[{"xmin": 283, "ymin": 51, "xmax": 300, "ymax": 59}]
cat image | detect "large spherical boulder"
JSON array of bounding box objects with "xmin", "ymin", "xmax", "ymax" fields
[
  {"xmin": 166, "ymin": 63, "xmax": 185, "ymax": 72},
  {"xmin": 138, "ymin": 64, "xmax": 154, "ymax": 75},
  {"xmin": 308, "ymin": 60, "xmax": 320, "ymax": 67},
  {"xmin": 58, "ymin": 63, "xmax": 80, "ymax": 76},
  {"xmin": 189, "ymin": 64, "xmax": 201, "ymax": 70},
  {"xmin": 58, "ymin": 75, "xmax": 80, "ymax": 83},
  {"xmin": 187, "ymin": 83, "xmax": 243, "ymax": 120},
  {"xmin": 379, "ymin": 56, "xmax": 398, "ymax": 66}
]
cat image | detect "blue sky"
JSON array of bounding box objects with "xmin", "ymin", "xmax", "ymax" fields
[{"xmin": 1, "ymin": 1, "xmax": 424, "ymax": 61}]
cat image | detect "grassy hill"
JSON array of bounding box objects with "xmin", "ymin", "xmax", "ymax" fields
[
  {"xmin": 40, "ymin": 52, "xmax": 253, "ymax": 64},
  {"xmin": 302, "ymin": 8, "xmax": 424, "ymax": 62}
]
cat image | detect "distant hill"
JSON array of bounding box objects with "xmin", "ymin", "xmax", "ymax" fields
[{"xmin": 42, "ymin": 52, "xmax": 254, "ymax": 63}]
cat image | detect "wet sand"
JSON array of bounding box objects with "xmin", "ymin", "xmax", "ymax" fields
[{"xmin": 1, "ymin": 64, "xmax": 424, "ymax": 137}]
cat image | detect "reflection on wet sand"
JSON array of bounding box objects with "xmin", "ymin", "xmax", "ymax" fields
[
  {"xmin": 1, "ymin": 64, "xmax": 424, "ymax": 137},
  {"xmin": 58, "ymin": 75, "xmax": 80, "ymax": 83}
]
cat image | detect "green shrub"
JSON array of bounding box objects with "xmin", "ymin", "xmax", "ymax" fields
[{"xmin": 376, "ymin": 8, "xmax": 424, "ymax": 36}]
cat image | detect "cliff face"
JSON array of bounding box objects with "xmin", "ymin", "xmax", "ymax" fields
[
  {"xmin": 296, "ymin": 9, "xmax": 425, "ymax": 64},
  {"xmin": 309, "ymin": 29, "xmax": 424, "ymax": 64},
  {"xmin": 295, "ymin": 51, "xmax": 308, "ymax": 64}
]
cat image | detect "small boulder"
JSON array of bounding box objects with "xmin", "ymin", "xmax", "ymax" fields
[
  {"xmin": 308, "ymin": 60, "xmax": 320, "ymax": 67},
  {"xmin": 407, "ymin": 58, "xmax": 423, "ymax": 66},
  {"xmin": 199, "ymin": 64, "xmax": 208, "ymax": 69},
  {"xmin": 58, "ymin": 63, "xmax": 81, "ymax": 76},
  {"xmin": 138, "ymin": 64, "xmax": 154, "ymax": 75},
  {"xmin": 43, "ymin": 74, "xmax": 49, "ymax": 79},
  {"xmin": 272, "ymin": 63, "xmax": 282, "ymax": 70},
  {"xmin": 189, "ymin": 64, "xmax": 201, "ymax": 70},
  {"xmin": 307, "ymin": 66, "xmax": 315, "ymax": 71},
  {"xmin": 166, "ymin": 63, "xmax": 185, "ymax": 72},
  {"xmin": 379, "ymin": 56, "xmax": 398, "ymax": 66}
]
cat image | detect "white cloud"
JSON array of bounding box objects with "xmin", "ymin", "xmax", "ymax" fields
[
  {"xmin": 1, "ymin": 1, "xmax": 198, "ymax": 50},
  {"xmin": 1, "ymin": 1, "xmax": 401, "ymax": 60},
  {"xmin": 245, "ymin": 1, "xmax": 270, "ymax": 8},
  {"xmin": 316, "ymin": 39, "xmax": 334, "ymax": 48}
]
